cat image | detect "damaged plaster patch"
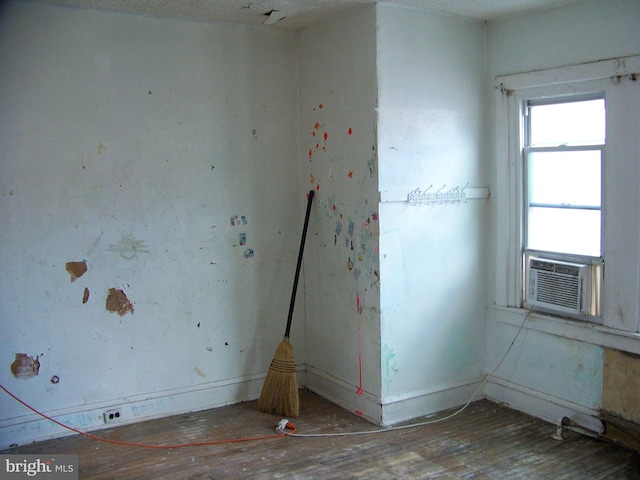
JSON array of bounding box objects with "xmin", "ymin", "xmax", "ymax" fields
[
  {"xmin": 603, "ymin": 348, "xmax": 640, "ymax": 423},
  {"xmin": 10, "ymin": 353, "xmax": 40, "ymax": 379},
  {"xmin": 106, "ymin": 288, "xmax": 134, "ymax": 316},
  {"xmin": 65, "ymin": 261, "xmax": 87, "ymax": 282}
]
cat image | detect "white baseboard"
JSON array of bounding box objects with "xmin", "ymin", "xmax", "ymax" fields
[
  {"xmin": 303, "ymin": 367, "xmax": 382, "ymax": 425},
  {"xmin": 3, "ymin": 370, "xmax": 601, "ymax": 449},
  {"xmin": 0, "ymin": 373, "xmax": 269, "ymax": 449},
  {"xmin": 304, "ymin": 369, "xmax": 488, "ymax": 427},
  {"xmin": 486, "ymin": 377, "xmax": 602, "ymax": 433},
  {"xmin": 380, "ymin": 376, "xmax": 486, "ymax": 426}
]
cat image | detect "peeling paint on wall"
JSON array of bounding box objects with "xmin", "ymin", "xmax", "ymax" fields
[
  {"xmin": 105, "ymin": 288, "xmax": 134, "ymax": 316},
  {"xmin": 65, "ymin": 261, "xmax": 87, "ymax": 282},
  {"xmin": 10, "ymin": 353, "xmax": 40, "ymax": 379},
  {"xmin": 82, "ymin": 287, "xmax": 90, "ymax": 304}
]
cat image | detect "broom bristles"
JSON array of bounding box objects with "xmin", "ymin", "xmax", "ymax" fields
[{"xmin": 257, "ymin": 337, "xmax": 299, "ymax": 417}]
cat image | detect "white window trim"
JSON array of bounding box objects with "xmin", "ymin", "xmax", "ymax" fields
[
  {"xmin": 496, "ymin": 56, "xmax": 637, "ymax": 91},
  {"xmin": 494, "ymin": 55, "xmax": 640, "ymax": 337}
]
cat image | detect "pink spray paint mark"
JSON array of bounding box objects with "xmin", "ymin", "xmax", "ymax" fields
[
  {"xmin": 356, "ymin": 322, "xmax": 363, "ymax": 395},
  {"xmin": 356, "ymin": 294, "xmax": 364, "ymax": 315}
]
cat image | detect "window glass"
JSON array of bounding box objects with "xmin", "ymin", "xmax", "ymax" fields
[
  {"xmin": 525, "ymin": 97, "xmax": 604, "ymax": 258},
  {"xmin": 527, "ymin": 207, "xmax": 601, "ymax": 256},
  {"xmin": 528, "ymin": 150, "xmax": 601, "ymax": 207},
  {"xmin": 529, "ymin": 99, "xmax": 605, "ymax": 147}
]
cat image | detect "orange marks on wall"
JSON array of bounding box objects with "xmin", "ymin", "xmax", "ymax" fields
[{"xmin": 307, "ymin": 105, "xmax": 355, "ymax": 162}]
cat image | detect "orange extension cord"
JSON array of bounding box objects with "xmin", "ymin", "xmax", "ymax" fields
[{"xmin": 0, "ymin": 384, "xmax": 296, "ymax": 449}]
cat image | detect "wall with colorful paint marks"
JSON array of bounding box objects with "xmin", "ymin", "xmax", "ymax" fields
[
  {"xmin": 0, "ymin": 2, "xmax": 303, "ymax": 446},
  {"xmin": 4, "ymin": 0, "xmax": 630, "ymax": 449},
  {"xmin": 298, "ymin": 5, "xmax": 382, "ymax": 423},
  {"xmin": 376, "ymin": 6, "xmax": 488, "ymax": 425}
]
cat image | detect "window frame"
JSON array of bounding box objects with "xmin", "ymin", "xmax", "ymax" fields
[
  {"xmin": 519, "ymin": 95, "xmax": 606, "ymax": 321},
  {"xmin": 495, "ymin": 65, "xmax": 618, "ymax": 322},
  {"xmin": 494, "ymin": 54, "xmax": 640, "ymax": 340}
]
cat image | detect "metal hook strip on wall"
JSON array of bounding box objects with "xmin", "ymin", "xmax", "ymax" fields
[
  {"xmin": 407, "ymin": 183, "xmax": 468, "ymax": 205},
  {"xmin": 379, "ymin": 184, "xmax": 490, "ymax": 204}
]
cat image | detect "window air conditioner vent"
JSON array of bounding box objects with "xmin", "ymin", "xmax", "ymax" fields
[{"xmin": 527, "ymin": 257, "xmax": 592, "ymax": 315}]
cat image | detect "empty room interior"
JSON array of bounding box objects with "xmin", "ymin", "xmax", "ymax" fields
[{"xmin": 1, "ymin": 0, "xmax": 640, "ymax": 477}]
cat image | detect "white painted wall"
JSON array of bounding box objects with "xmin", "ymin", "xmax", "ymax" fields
[
  {"xmin": 298, "ymin": 6, "xmax": 382, "ymax": 423},
  {"xmin": 0, "ymin": 2, "xmax": 301, "ymax": 447},
  {"xmin": 4, "ymin": 0, "xmax": 637, "ymax": 449},
  {"xmin": 377, "ymin": 6, "xmax": 488, "ymax": 424},
  {"xmin": 486, "ymin": 0, "xmax": 640, "ymax": 429}
]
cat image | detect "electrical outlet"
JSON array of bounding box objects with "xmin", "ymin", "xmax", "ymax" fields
[{"xmin": 103, "ymin": 408, "xmax": 122, "ymax": 424}]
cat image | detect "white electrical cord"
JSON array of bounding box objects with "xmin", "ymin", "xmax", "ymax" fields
[{"xmin": 277, "ymin": 308, "xmax": 533, "ymax": 438}]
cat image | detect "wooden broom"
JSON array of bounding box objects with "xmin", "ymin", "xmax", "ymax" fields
[{"xmin": 258, "ymin": 189, "xmax": 315, "ymax": 417}]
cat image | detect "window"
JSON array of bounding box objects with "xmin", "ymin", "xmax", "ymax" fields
[
  {"xmin": 495, "ymin": 55, "xmax": 640, "ymax": 333},
  {"xmin": 522, "ymin": 96, "xmax": 605, "ymax": 318},
  {"xmin": 524, "ymin": 97, "xmax": 605, "ymax": 258}
]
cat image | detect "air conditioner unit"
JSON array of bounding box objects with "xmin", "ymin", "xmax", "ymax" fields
[{"xmin": 526, "ymin": 257, "xmax": 593, "ymax": 315}]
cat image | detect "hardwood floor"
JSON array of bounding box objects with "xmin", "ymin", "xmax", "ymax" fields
[{"xmin": 3, "ymin": 390, "xmax": 638, "ymax": 479}]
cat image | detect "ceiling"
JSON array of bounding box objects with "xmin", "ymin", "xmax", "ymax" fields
[{"xmin": 26, "ymin": 0, "xmax": 580, "ymax": 29}]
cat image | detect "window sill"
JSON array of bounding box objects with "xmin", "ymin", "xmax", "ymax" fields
[{"xmin": 493, "ymin": 305, "xmax": 640, "ymax": 355}]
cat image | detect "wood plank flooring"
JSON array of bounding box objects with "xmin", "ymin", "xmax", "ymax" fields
[{"xmin": 3, "ymin": 390, "xmax": 639, "ymax": 479}]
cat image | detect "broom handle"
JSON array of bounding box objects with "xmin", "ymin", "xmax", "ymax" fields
[{"xmin": 284, "ymin": 189, "xmax": 315, "ymax": 338}]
